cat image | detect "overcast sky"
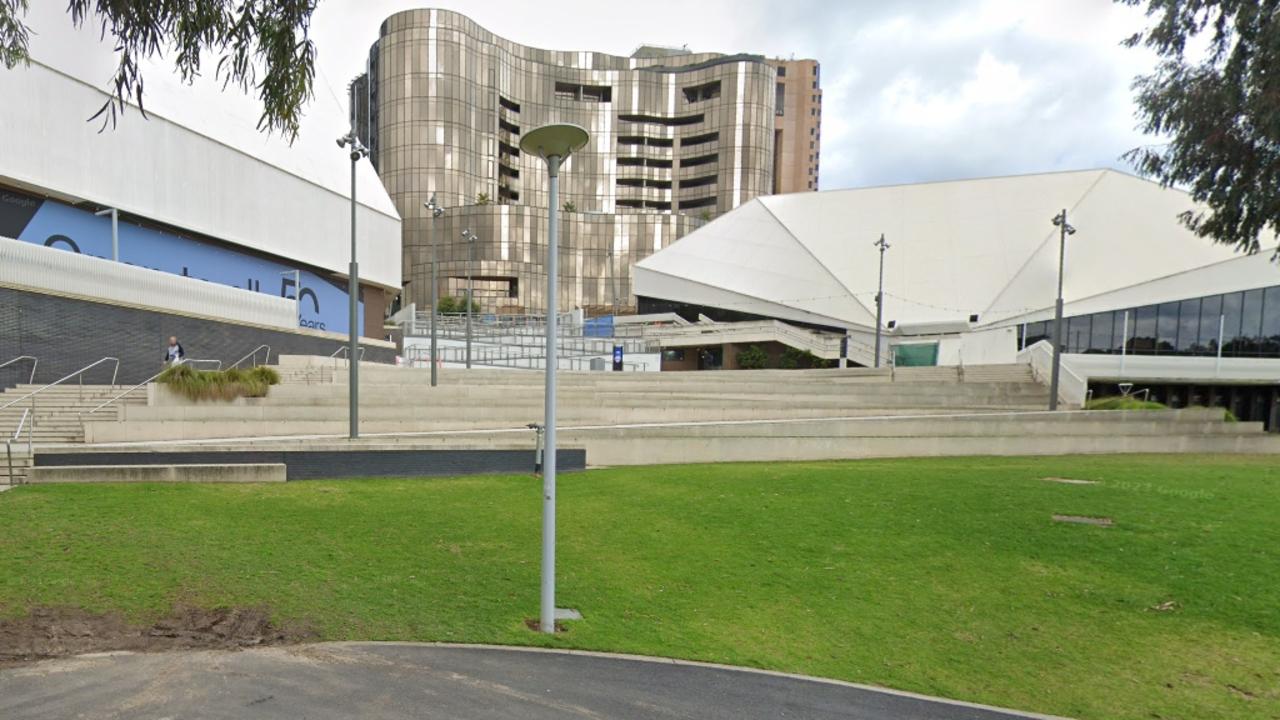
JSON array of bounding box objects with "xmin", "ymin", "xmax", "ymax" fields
[{"xmin": 308, "ymin": 0, "xmax": 1157, "ymax": 191}]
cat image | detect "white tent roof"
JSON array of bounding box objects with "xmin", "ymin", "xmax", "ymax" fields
[{"xmin": 635, "ymin": 169, "xmax": 1279, "ymax": 330}]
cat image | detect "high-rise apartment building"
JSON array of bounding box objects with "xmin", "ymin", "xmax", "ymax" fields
[
  {"xmin": 770, "ymin": 59, "xmax": 822, "ymax": 193},
  {"xmin": 351, "ymin": 9, "xmax": 820, "ymax": 314}
]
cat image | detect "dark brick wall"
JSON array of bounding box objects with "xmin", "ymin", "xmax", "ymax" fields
[
  {"xmin": 35, "ymin": 449, "xmax": 588, "ymax": 480},
  {"xmin": 0, "ymin": 286, "xmax": 395, "ymax": 386}
]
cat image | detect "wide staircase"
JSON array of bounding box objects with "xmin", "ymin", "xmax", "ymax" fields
[
  {"xmin": 0, "ymin": 384, "xmax": 147, "ymax": 484},
  {"xmin": 39, "ymin": 356, "xmax": 1278, "ymax": 471}
]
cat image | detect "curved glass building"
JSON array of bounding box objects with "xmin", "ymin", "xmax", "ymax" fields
[{"xmin": 351, "ymin": 9, "xmax": 793, "ymax": 314}]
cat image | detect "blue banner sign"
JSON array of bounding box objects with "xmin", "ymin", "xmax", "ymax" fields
[{"xmin": 0, "ymin": 188, "xmax": 360, "ymax": 334}]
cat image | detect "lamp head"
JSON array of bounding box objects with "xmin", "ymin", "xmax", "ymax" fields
[
  {"xmin": 520, "ymin": 123, "xmax": 590, "ymax": 163},
  {"xmin": 336, "ymin": 136, "xmax": 348, "ymax": 148},
  {"xmin": 424, "ymin": 195, "xmax": 445, "ymax": 218}
]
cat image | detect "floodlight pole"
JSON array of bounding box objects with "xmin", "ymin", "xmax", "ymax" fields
[
  {"xmin": 873, "ymin": 234, "xmax": 889, "ymax": 368},
  {"xmin": 1048, "ymin": 209, "xmax": 1075, "ymax": 411},
  {"xmin": 425, "ymin": 195, "xmax": 444, "ymax": 387},
  {"xmin": 463, "ymin": 228, "xmax": 477, "ymax": 369},
  {"xmin": 338, "ymin": 131, "xmax": 369, "ymax": 439}
]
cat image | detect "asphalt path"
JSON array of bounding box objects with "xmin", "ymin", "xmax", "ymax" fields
[{"xmin": 0, "ymin": 643, "xmax": 1068, "ymax": 719}]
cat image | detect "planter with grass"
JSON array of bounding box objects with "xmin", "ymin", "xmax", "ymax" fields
[{"xmin": 155, "ymin": 365, "xmax": 281, "ymax": 404}]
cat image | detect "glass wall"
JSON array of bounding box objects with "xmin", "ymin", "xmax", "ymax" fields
[{"xmin": 1017, "ymin": 283, "xmax": 1280, "ymax": 358}]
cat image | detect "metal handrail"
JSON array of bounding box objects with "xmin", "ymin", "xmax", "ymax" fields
[
  {"xmin": 0, "ymin": 356, "xmax": 119, "ymax": 412},
  {"xmin": 229, "ymin": 345, "xmax": 272, "ymax": 369},
  {"xmin": 5, "ymin": 408, "xmax": 33, "ymax": 485},
  {"xmin": 81, "ymin": 358, "xmax": 223, "ymax": 418},
  {"xmin": 12, "ymin": 407, "xmax": 30, "ymax": 441},
  {"xmin": 0, "ymin": 355, "xmax": 38, "ymax": 385}
]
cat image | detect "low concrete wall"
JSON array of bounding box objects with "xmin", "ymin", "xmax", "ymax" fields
[
  {"xmin": 35, "ymin": 449, "xmax": 586, "ymax": 480},
  {"xmin": 28, "ymin": 463, "xmax": 286, "ymax": 484}
]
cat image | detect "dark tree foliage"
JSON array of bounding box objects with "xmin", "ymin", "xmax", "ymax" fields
[
  {"xmin": 0, "ymin": 0, "xmax": 317, "ymax": 141},
  {"xmin": 1120, "ymin": 0, "xmax": 1280, "ymax": 258}
]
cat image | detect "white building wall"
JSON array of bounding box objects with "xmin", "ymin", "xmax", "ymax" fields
[{"xmin": 0, "ymin": 60, "xmax": 401, "ymax": 290}]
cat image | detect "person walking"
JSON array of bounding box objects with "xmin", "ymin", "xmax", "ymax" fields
[{"xmin": 164, "ymin": 336, "xmax": 186, "ymax": 365}]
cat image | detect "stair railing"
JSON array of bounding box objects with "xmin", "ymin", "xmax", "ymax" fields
[
  {"xmin": 0, "ymin": 357, "xmax": 119, "ymax": 443},
  {"xmin": 228, "ymin": 345, "xmax": 272, "ymax": 369},
  {"xmin": 80, "ymin": 358, "xmax": 220, "ymax": 419},
  {"xmin": 0, "ymin": 355, "xmax": 38, "ymax": 385}
]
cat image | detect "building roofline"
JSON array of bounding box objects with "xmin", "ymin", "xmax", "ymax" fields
[
  {"xmin": 383, "ymin": 8, "xmax": 771, "ymax": 72},
  {"xmin": 771, "ymin": 167, "xmax": 1165, "ymax": 198}
]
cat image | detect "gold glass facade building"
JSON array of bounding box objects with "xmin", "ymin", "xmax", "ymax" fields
[{"xmin": 352, "ymin": 9, "xmax": 790, "ymax": 314}]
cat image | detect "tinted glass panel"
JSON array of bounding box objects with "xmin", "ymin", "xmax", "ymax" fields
[
  {"xmin": 1022, "ymin": 321, "xmax": 1049, "ymax": 349},
  {"xmin": 1114, "ymin": 308, "xmax": 1135, "ymax": 353},
  {"xmin": 1263, "ymin": 286, "xmax": 1280, "ymax": 354},
  {"xmin": 1132, "ymin": 305, "xmax": 1157, "ymax": 354},
  {"xmin": 1157, "ymin": 302, "xmax": 1180, "ymax": 354},
  {"xmin": 1068, "ymin": 315, "xmax": 1091, "ymax": 353},
  {"xmin": 1240, "ymin": 288, "xmax": 1265, "ymax": 355},
  {"xmin": 1089, "ymin": 312, "xmax": 1113, "ymax": 353},
  {"xmin": 1198, "ymin": 294, "xmax": 1223, "ymax": 354},
  {"xmin": 1221, "ymin": 292, "xmax": 1244, "ymax": 356},
  {"xmin": 1176, "ymin": 298, "xmax": 1200, "ymax": 353}
]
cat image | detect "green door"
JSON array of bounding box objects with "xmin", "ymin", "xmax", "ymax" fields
[{"xmin": 893, "ymin": 343, "xmax": 939, "ymax": 367}]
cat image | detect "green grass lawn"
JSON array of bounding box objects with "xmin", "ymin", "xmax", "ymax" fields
[{"xmin": 1, "ymin": 455, "xmax": 1278, "ymax": 719}]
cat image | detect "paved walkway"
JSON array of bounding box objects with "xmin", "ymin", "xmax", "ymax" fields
[{"xmin": 0, "ymin": 643, "xmax": 1066, "ymax": 720}]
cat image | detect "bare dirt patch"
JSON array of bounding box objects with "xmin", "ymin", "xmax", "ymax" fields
[
  {"xmin": 0, "ymin": 606, "xmax": 312, "ymax": 667},
  {"xmin": 1051, "ymin": 514, "xmax": 1114, "ymax": 527},
  {"xmin": 1041, "ymin": 477, "xmax": 1098, "ymax": 485}
]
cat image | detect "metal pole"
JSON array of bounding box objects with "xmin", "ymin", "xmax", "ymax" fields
[
  {"xmin": 1216, "ymin": 313, "xmax": 1225, "ymax": 377},
  {"xmin": 466, "ymin": 234, "xmax": 473, "ymax": 370},
  {"xmin": 431, "ymin": 235, "xmax": 439, "ymax": 386},
  {"xmin": 873, "ymin": 234, "xmax": 888, "ymax": 368},
  {"xmin": 349, "ymin": 151, "xmax": 360, "ymax": 439},
  {"xmin": 110, "ymin": 209, "xmax": 118, "ymax": 262},
  {"xmin": 541, "ymin": 154, "xmax": 562, "ymax": 635},
  {"xmin": 1119, "ymin": 310, "xmax": 1129, "ymax": 374},
  {"xmin": 1048, "ymin": 209, "xmax": 1068, "ymax": 411}
]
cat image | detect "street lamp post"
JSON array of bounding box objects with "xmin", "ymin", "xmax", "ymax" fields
[
  {"xmin": 1049, "ymin": 209, "xmax": 1076, "ymax": 411},
  {"xmin": 521, "ymin": 123, "xmax": 590, "ymax": 635},
  {"xmin": 462, "ymin": 228, "xmax": 478, "ymax": 369},
  {"xmin": 337, "ymin": 131, "xmax": 369, "ymax": 439},
  {"xmin": 873, "ymin": 234, "xmax": 890, "ymax": 368},
  {"xmin": 424, "ymin": 195, "xmax": 445, "ymax": 387}
]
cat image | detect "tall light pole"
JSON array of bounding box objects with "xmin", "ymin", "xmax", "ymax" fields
[
  {"xmin": 873, "ymin": 234, "xmax": 890, "ymax": 368},
  {"xmin": 521, "ymin": 123, "xmax": 590, "ymax": 635},
  {"xmin": 337, "ymin": 131, "xmax": 368, "ymax": 439},
  {"xmin": 1049, "ymin": 209, "xmax": 1076, "ymax": 411},
  {"xmin": 424, "ymin": 195, "xmax": 445, "ymax": 386},
  {"xmin": 462, "ymin": 228, "xmax": 478, "ymax": 369}
]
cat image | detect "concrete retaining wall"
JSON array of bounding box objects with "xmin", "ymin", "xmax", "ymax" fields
[
  {"xmin": 28, "ymin": 463, "xmax": 286, "ymax": 484},
  {"xmin": 35, "ymin": 449, "xmax": 585, "ymax": 480}
]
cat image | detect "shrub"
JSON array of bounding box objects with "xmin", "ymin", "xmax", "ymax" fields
[
  {"xmin": 158, "ymin": 364, "xmax": 281, "ymax": 402},
  {"xmin": 437, "ymin": 296, "xmax": 479, "ymax": 314},
  {"xmin": 736, "ymin": 345, "xmax": 769, "ymax": 370},
  {"xmin": 1085, "ymin": 396, "xmax": 1167, "ymax": 411}
]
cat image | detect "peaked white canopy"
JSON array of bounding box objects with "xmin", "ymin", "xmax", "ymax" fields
[{"xmin": 635, "ymin": 169, "xmax": 1280, "ymax": 331}]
